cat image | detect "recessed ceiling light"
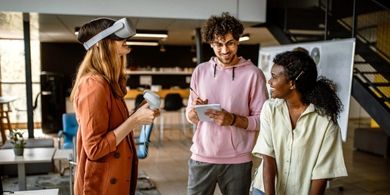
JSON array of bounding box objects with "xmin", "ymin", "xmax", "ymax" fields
[{"xmin": 126, "ymin": 41, "xmax": 159, "ymax": 46}]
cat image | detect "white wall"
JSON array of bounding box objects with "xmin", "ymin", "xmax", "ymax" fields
[{"xmin": 0, "ymin": 0, "xmax": 266, "ymax": 23}]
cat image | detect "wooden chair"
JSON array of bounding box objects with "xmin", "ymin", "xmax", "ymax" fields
[{"xmin": 0, "ymin": 98, "xmax": 14, "ymax": 144}]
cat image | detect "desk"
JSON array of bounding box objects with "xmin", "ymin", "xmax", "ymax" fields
[
  {"xmin": 4, "ymin": 188, "xmax": 59, "ymax": 195},
  {"xmin": 124, "ymin": 89, "xmax": 189, "ymax": 111},
  {"xmin": 0, "ymin": 148, "xmax": 55, "ymax": 190},
  {"xmin": 125, "ymin": 89, "xmax": 189, "ymax": 99},
  {"xmin": 0, "ymin": 96, "xmax": 18, "ymax": 144}
]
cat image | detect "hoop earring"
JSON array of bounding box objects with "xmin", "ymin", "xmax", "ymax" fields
[{"xmin": 289, "ymin": 81, "xmax": 295, "ymax": 90}]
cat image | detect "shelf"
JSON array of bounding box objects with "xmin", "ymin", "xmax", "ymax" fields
[{"xmin": 126, "ymin": 70, "xmax": 192, "ymax": 75}]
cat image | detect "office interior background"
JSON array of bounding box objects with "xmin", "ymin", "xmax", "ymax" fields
[{"xmin": 0, "ymin": 0, "xmax": 389, "ymax": 194}]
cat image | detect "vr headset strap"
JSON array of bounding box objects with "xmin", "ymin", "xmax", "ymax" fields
[{"xmin": 83, "ymin": 22, "xmax": 124, "ymax": 50}]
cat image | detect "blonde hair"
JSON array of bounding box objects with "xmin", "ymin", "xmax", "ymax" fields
[{"xmin": 70, "ymin": 39, "xmax": 127, "ymax": 101}]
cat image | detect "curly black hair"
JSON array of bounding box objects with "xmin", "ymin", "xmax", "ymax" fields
[
  {"xmin": 273, "ymin": 51, "xmax": 343, "ymax": 123},
  {"xmin": 201, "ymin": 12, "xmax": 244, "ymax": 43}
]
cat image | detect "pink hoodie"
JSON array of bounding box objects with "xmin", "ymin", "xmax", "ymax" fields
[{"xmin": 186, "ymin": 57, "xmax": 268, "ymax": 164}]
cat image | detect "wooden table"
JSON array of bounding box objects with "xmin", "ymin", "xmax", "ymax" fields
[{"xmin": 0, "ymin": 148, "xmax": 55, "ymax": 190}]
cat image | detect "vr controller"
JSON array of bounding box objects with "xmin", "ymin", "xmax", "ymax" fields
[
  {"xmin": 83, "ymin": 18, "xmax": 136, "ymax": 50},
  {"xmin": 143, "ymin": 90, "xmax": 160, "ymax": 110}
]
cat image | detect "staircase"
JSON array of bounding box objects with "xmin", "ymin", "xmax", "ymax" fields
[{"xmin": 265, "ymin": 0, "xmax": 390, "ymax": 136}]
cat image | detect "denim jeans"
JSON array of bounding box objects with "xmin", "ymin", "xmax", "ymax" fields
[{"xmin": 252, "ymin": 187, "xmax": 265, "ymax": 195}]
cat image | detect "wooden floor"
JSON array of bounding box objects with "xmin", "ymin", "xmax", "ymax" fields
[
  {"xmin": 3, "ymin": 116, "xmax": 390, "ymax": 195},
  {"xmin": 140, "ymin": 118, "xmax": 390, "ymax": 195}
]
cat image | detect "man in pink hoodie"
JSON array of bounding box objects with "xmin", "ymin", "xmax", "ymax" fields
[{"xmin": 186, "ymin": 12, "xmax": 268, "ymax": 195}]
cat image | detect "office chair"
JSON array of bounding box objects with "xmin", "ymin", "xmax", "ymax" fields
[
  {"xmin": 163, "ymin": 93, "xmax": 184, "ymax": 111},
  {"xmin": 58, "ymin": 113, "xmax": 78, "ymax": 150},
  {"xmin": 135, "ymin": 124, "xmax": 156, "ymax": 190},
  {"xmin": 57, "ymin": 113, "xmax": 78, "ymax": 195},
  {"xmin": 13, "ymin": 92, "xmax": 41, "ymax": 129},
  {"xmin": 134, "ymin": 94, "xmax": 145, "ymax": 109},
  {"xmin": 159, "ymin": 93, "xmax": 187, "ymax": 145}
]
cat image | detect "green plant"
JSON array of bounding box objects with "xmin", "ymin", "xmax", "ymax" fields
[{"xmin": 9, "ymin": 129, "xmax": 26, "ymax": 149}]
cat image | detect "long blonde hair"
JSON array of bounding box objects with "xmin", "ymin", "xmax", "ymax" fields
[{"xmin": 70, "ymin": 38, "xmax": 127, "ymax": 101}]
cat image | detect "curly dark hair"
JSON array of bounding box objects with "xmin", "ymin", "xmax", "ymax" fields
[
  {"xmin": 201, "ymin": 12, "xmax": 244, "ymax": 43},
  {"xmin": 273, "ymin": 51, "xmax": 343, "ymax": 123}
]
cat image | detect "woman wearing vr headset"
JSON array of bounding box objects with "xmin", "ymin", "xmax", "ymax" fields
[{"xmin": 70, "ymin": 18, "xmax": 159, "ymax": 195}]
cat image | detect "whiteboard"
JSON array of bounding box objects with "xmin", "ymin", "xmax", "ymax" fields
[{"xmin": 258, "ymin": 38, "xmax": 355, "ymax": 141}]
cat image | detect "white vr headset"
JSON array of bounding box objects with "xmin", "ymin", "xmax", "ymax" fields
[{"xmin": 83, "ymin": 18, "xmax": 136, "ymax": 50}]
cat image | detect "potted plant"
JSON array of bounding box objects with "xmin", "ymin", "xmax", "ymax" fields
[{"xmin": 9, "ymin": 129, "xmax": 26, "ymax": 156}]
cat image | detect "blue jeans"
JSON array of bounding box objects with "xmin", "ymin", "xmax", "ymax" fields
[
  {"xmin": 252, "ymin": 188, "xmax": 265, "ymax": 195},
  {"xmin": 188, "ymin": 159, "xmax": 252, "ymax": 195}
]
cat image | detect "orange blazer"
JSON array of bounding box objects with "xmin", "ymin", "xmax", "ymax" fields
[{"xmin": 73, "ymin": 75, "xmax": 138, "ymax": 195}]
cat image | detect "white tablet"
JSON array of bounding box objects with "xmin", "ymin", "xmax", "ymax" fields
[{"xmin": 194, "ymin": 104, "xmax": 221, "ymax": 122}]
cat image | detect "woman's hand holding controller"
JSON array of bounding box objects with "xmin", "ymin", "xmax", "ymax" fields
[{"xmin": 132, "ymin": 103, "xmax": 159, "ymax": 125}]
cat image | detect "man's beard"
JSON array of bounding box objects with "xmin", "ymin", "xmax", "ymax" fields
[{"xmin": 217, "ymin": 54, "xmax": 236, "ymax": 65}]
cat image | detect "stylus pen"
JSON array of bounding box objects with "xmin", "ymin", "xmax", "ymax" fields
[
  {"xmin": 190, "ymin": 87, "xmax": 208, "ymax": 105},
  {"xmin": 189, "ymin": 87, "xmax": 200, "ymax": 98}
]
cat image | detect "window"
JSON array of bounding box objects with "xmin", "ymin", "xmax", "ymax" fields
[{"xmin": 0, "ymin": 12, "xmax": 41, "ymax": 126}]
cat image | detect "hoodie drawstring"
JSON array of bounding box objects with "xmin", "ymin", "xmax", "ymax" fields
[
  {"xmin": 232, "ymin": 67, "xmax": 235, "ymax": 81},
  {"xmin": 213, "ymin": 64, "xmax": 217, "ymax": 78},
  {"xmin": 213, "ymin": 63, "xmax": 235, "ymax": 81}
]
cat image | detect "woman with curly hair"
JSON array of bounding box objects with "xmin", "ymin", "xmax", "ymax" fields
[
  {"xmin": 186, "ymin": 12, "xmax": 268, "ymax": 195},
  {"xmin": 252, "ymin": 50, "xmax": 347, "ymax": 195}
]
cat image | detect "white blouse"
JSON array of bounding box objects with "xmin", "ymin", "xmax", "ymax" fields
[{"xmin": 252, "ymin": 99, "xmax": 347, "ymax": 194}]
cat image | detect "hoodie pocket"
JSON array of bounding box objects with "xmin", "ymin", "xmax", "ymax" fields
[{"xmin": 192, "ymin": 123, "xmax": 237, "ymax": 157}]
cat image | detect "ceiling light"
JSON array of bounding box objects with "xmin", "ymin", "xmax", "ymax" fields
[
  {"xmin": 74, "ymin": 27, "xmax": 80, "ymax": 36},
  {"xmin": 134, "ymin": 33, "xmax": 168, "ymax": 39},
  {"xmin": 133, "ymin": 30, "xmax": 168, "ymax": 39},
  {"xmin": 239, "ymin": 34, "xmax": 250, "ymax": 42},
  {"xmin": 126, "ymin": 41, "xmax": 159, "ymax": 46},
  {"xmin": 159, "ymin": 44, "xmax": 166, "ymax": 52}
]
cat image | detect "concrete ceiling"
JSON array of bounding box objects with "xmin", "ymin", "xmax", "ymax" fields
[{"xmin": 0, "ymin": 12, "xmax": 279, "ymax": 46}]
